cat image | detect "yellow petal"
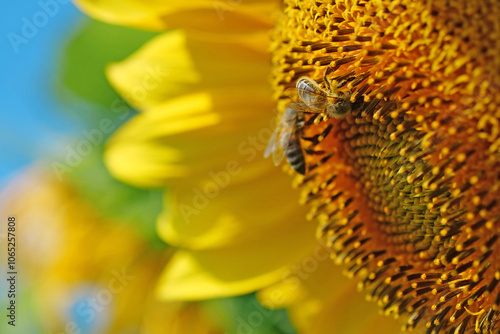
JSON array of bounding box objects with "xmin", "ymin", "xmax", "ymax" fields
[
  {"xmin": 301, "ymin": 286, "xmax": 401, "ymax": 334},
  {"xmin": 158, "ymin": 167, "xmax": 310, "ymax": 250},
  {"xmin": 106, "ymin": 29, "xmax": 270, "ymax": 110},
  {"xmin": 105, "ymin": 92, "xmax": 219, "ymax": 186},
  {"xmin": 257, "ymin": 246, "xmax": 341, "ymax": 311},
  {"xmin": 258, "ymin": 253, "xmax": 402, "ymax": 334},
  {"xmin": 143, "ymin": 302, "xmax": 223, "ymax": 334},
  {"xmin": 73, "ymin": 0, "xmax": 275, "ymax": 32},
  {"xmin": 157, "ymin": 238, "xmax": 317, "ymax": 301},
  {"xmin": 256, "ymin": 274, "xmax": 306, "ymax": 310},
  {"xmin": 105, "ymin": 88, "xmax": 274, "ymax": 187}
]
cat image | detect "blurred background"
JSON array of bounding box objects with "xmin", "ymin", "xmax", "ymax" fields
[{"xmin": 0, "ymin": 1, "xmax": 296, "ymax": 333}]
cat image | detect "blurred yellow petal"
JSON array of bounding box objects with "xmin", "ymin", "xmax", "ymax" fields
[
  {"xmin": 105, "ymin": 88, "xmax": 273, "ymax": 188},
  {"xmin": 301, "ymin": 288, "xmax": 401, "ymax": 334},
  {"xmin": 157, "ymin": 238, "xmax": 317, "ymax": 301},
  {"xmin": 301, "ymin": 286, "xmax": 401, "ymax": 334},
  {"xmin": 105, "ymin": 92, "xmax": 219, "ymax": 186},
  {"xmin": 258, "ymin": 249, "xmax": 402, "ymax": 334},
  {"xmin": 105, "ymin": 28, "xmax": 316, "ymax": 299},
  {"xmin": 98, "ymin": 0, "xmax": 323, "ymax": 313},
  {"xmin": 155, "ymin": 160, "xmax": 317, "ymax": 300},
  {"xmin": 158, "ymin": 168, "xmax": 310, "ymax": 250},
  {"xmin": 106, "ymin": 29, "xmax": 270, "ymax": 110},
  {"xmin": 257, "ymin": 246, "xmax": 344, "ymax": 311},
  {"xmin": 256, "ymin": 275, "xmax": 305, "ymax": 310},
  {"xmin": 105, "ymin": 27, "xmax": 274, "ymax": 189},
  {"xmin": 143, "ymin": 302, "xmax": 222, "ymax": 334},
  {"xmin": 106, "ymin": 30, "xmax": 199, "ymax": 110},
  {"xmin": 72, "ymin": 0, "xmax": 275, "ymax": 32},
  {"xmin": 158, "ymin": 250, "xmax": 285, "ymax": 300}
]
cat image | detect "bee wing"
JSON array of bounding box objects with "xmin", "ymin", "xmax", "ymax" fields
[
  {"xmin": 275, "ymin": 117, "xmax": 298, "ymax": 165},
  {"xmin": 286, "ymin": 101, "xmax": 313, "ymax": 113},
  {"xmin": 271, "ymin": 141, "xmax": 286, "ymax": 166},
  {"xmin": 295, "ymin": 88, "xmax": 328, "ymax": 111},
  {"xmin": 265, "ymin": 104, "xmax": 302, "ymax": 167},
  {"xmin": 264, "ymin": 123, "xmax": 280, "ymax": 158},
  {"xmin": 284, "ymin": 86, "xmax": 300, "ymax": 101},
  {"xmin": 264, "ymin": 122, "xmax": 287, "ymax": 166},
  {"xmin": 286, "ymin": 86, "xmax": 326, "ymax": 110},
  {"xmin": 265, "ymin": 119, "xmax": 298, "ymax": 167},
  {"xmin": 273, "ymin": 124, "xmax": 295, "ymax": 166}
]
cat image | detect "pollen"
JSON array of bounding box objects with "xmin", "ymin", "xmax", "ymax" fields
[{"xmin": 271, "ymin": 0, "xmax": 500, "ymax": 333}]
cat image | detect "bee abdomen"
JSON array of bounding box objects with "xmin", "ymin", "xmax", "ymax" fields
[{"xmin": 286, "ymin": 138, "xmax": 306, "ymax": 174}]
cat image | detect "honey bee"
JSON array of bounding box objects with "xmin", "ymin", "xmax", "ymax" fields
[
  {"xmin": 264, "ymin": 104, "xmax": 306, "ymax": 174},
  {"xmin": 265, "ymin": 70, "xmax": 355, "ymax": 174}
]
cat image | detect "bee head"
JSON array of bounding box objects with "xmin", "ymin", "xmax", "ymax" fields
[{"xmin": 326, "ymin": 97, "xmax": 352, "ymax": 118}]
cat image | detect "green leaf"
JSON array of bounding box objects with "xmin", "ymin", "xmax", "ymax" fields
[
  {"xmin": 203, "ymin": 294, "xmax": 297, "ymax": 334},
  {"xmin": 56, "ymin": 18, "xmax": 158, "ymax": 113}
]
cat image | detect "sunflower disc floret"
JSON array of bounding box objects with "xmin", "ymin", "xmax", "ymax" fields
[{"xmin": 271, "ymin": 1, "xmax": 500, "ymax": 333}]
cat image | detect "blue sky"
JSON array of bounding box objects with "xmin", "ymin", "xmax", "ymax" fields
[{"xmin": 0, "ymin": 0, "xmax": 86, "ymax": 187}]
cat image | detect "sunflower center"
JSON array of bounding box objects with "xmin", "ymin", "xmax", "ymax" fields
[{"xmin": 271, "ymin": 0, "xmax": 500, "ymax": 333}]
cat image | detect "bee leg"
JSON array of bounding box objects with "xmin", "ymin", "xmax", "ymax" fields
[
  {"xmin": 337, "ymin": 76, "xmax": 356, "ymax": 88},
  {"xmin": 336, "ymin": 79, "xmax": 349, "ymax": 89},
  {"xmin": 330, "ymin": 86, "xmax": 352, "ymax": 100},
  {"xmin": 313, "ymin": 114, "xmax": 324, "ymax": 125},
  {"xmin": 323, "ymin": 65, "xmax": 335, "ymax": 90}
]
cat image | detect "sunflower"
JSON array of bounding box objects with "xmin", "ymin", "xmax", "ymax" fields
[
  {"xmin": 0, "ymin": 166, "xmax": 223, "ymax": 334},
  {"xmin": 72, "ymin": 0, "xmax": 499, "ymax": 333}
]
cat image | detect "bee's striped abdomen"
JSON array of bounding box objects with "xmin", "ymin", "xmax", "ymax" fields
[{"xmin": 286, "ymin": 132, "xmax": 306, "ymax": 175}]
